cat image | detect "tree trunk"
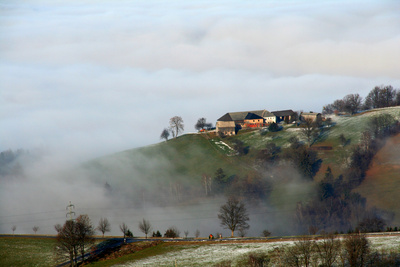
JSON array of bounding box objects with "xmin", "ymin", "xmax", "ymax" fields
[{"xmin": 231, "ymin": 230, "xmax": 234, "ymax": 237}]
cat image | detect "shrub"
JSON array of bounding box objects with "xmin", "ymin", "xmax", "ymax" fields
[
  {"xmin": 262, "ymin": 230, "xmax": 271, "ymax": 238},
  {"xmin": 164, "ymin": 226, "xmax": 180, "ymax": 238},
  {"xmin": 152, "ymin": 230, "xmax": 162, "ymax": 237},
  {"xmin": 247, "ymin": 252, "xmax": 270, "ymax": 267},
  {"xmin": 126, "ymin": 229, "xmax": 133, "ymax": 237},
  {"xmin": 268, "ymin": 123, "xmax": 280, "ymax": 132}
]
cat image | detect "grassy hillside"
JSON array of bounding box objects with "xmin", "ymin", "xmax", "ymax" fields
[
  {"xmin": 85, "ymin": 133, "xmax": 251, "ymax": 188},
  {"xmin": 86, "ymin": 107, "xmax": 400, "ymax": 222}
]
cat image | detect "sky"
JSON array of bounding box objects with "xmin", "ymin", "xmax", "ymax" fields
[
  {"xmin": 0, "ymin": 1, "xmax": 400, "ymax": 235},
  {"xmin": 1, "ymin": 0, "xmax": 399, "ymax": 159}
]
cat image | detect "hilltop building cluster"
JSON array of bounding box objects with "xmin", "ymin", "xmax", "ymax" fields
[{"xmin": 216, "ymin": 109, "xmax": 321, "ymax": 136}]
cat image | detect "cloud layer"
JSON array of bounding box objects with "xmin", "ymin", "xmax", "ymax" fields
[{"xmin": 1, "ymin": 0, "xmax": 400, "ymax": 156}]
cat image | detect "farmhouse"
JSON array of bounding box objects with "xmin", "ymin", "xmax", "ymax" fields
[
  {"xmin": 271, "ymin": 109, "xmax": 295, "ymax": 123},
  {"xmin": 216, "ymin": 109, "xmax": 276, "ymax": 136},
  {"xmin": 300, "ymin": 112, "xmax": 322, "ymax": 123}
]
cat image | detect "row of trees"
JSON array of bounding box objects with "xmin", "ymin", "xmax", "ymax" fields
[
  {"xmin": 54, "ymin": 216, "xmax": 156, "ymax": 265},
  {"xmin": 323, "ymin": 85, "xmax": 400, "ymax": 115},
  {"xmin": 53, "ymin": 197, "xmax": 251, "ymax": 264}
]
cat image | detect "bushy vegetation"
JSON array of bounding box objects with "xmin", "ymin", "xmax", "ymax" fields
[
  {"xmin": 272, "ymin": 233, "xmax": 400, "ymax": 267},
  {"xmin": 164, "ymin": 226, "xmax": 180, "ymax": 238}
]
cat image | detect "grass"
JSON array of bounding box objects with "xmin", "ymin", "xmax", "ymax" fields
[
  {"xmin": 86, "ymin": 133, "xmax": 249, "ymax": 188},
  {"xmin": 86, "ymin": 242, "xmax": 188, "ymax": 267},
  {"xmin": 0, "ymin": 236, "xmax": 59, "ymax": 267},
  {"xmin": 2, "ymin": 235, "xmax": 400, "ymax": 266}
]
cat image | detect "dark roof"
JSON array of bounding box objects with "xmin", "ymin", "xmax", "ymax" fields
[
  {"xmin": 245, "ymin": 113, "xmax": 264, "ymax": 120},
  {"xmin": 217, "ymin": 113, "xmax": 233, "ymax": 121},
  {"xmin": 271, "ymin": 110, "xmax": 294, "ymax": 117},
  {"xmin": 217, "ymin": 111, "xmax": 249, "ymax": 121},
  {"xmin": 217, "ymin": 109, "xmax": 273, "ymax": 121}
]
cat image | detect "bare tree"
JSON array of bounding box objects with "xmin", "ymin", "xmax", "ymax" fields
[
  {"xmin": 195, "ymin": 229, "xmax": 200, "ymax": 238},
  {"xmin": 32, "ymin": 226, "xmax": 39, "ymax": 234},
  {"xmin": 138, "ymin": 218, "xmax": 152, "ymax": 239},
  {"xmin": 97, "ymin": 217, "xmax": 111, "ymax": 237},
  {"xmin": 56, "ymin": 220, "xmax": 78, "ymax": 266},
  {"xmin": 365, "ymin": 85, "xmax": 396, "ymax": 109},
  {"xmin": 218, "ymin": 197, "xmax": 250, "ymax": 237},
  {"xmin": 301, "ymin": 118, "xmax": 320, "ymax": 147},
  {"xmin": 184, "ymin": 230, "xmax": 189, "ymax": 239},
  {"xmin": 75, "ymin": 214, "xmax": 95, "ymax": 261},
  {"xmin": 119, "ymin": 223, "xmax": 129, "ymax": 239},
  {"xmin": 160, "ymin": 128, "xmax": 170, "ymax": 141},
  {"xmin": 195, "ymin": 117, "xmax": 212, "ymax": 131},
  {"xmin": 343, "ymin": 93, "xmax": 362, "ymax": 114},
  {"xmin": 11, "ymin": 225, "xmax": 16, "ymax": 235},
  {"xmin": 54, "ymin": 223, "xmax": 62, "ymax": 233},
  {"xmin": 293, "ymin": 237, "xmax": 315, "ymax": 267},
  {"xmin": 55, "ymin": 215, "xmax": 95, "ymax": 266},
  {"xmin": 344, "ymin": 233, "xmax": 369, "ymax": 267},
  {"xmin": 169, "ymin": 116, "xmax": 184, "ymax": 138},
  {"xmin": 315, "ymin": 233, "xmax": 341, "ymax": 267}
]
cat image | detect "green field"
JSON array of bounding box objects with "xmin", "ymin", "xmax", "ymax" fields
[{"xmin": 0, "ymin": 236, "xmax": 58, "ymax": 267}]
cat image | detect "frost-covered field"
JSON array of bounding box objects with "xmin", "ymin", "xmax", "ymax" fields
[
  {"xmin": 325, "ymin": 106, "xmax": 400, "ymax": 143},
  {"xmin": 116, "ymin": 235, "xmax": 400, "ymax": 267},
  {"xmin": 116, "ymin": 240, "xmax": 294, "ymax": 267},
  {"xmin": 368, "ymin": 234, "xmax": 400, "ymax": 251}
]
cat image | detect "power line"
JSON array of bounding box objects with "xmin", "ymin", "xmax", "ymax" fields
[{"xmin": 0, "ymin": 209, "xmax": 65, "ymax": 218}]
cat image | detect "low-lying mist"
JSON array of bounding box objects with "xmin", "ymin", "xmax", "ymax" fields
[{"xmin": 0, "ymin": 146, "xmax": 313, "ymax": 238}]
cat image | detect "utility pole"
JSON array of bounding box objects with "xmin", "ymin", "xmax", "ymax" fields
[{"xmin": 66, "ymin": 201, "xmax": 75, "ymax": 221}]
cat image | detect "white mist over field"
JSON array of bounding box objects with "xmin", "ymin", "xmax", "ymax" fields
[
  {"xmin": 1, "ymin": 0, "xmax": 400, "ymax": 235},
  {"xmin": 0, "ymin": 146, "xmax": 314, "ymax": 237}
]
